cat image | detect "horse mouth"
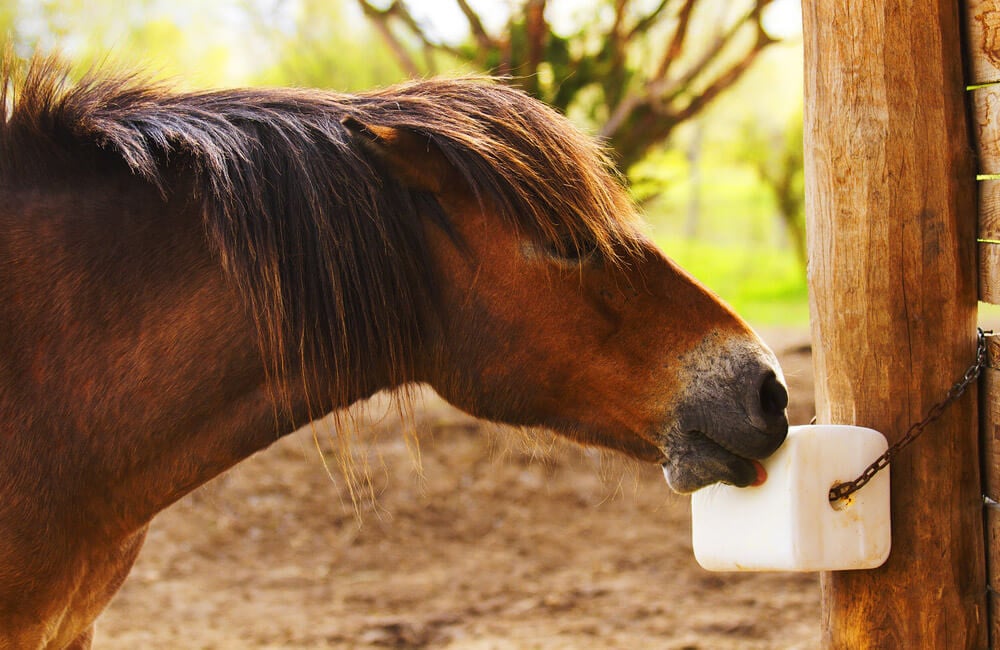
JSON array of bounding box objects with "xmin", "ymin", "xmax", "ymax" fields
[{"xmin": 660, "ymin": 429, "xmax": 769, "ymax": 494}]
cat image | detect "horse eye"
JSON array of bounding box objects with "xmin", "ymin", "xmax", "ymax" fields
[{"xmin": 545, "ymin": 236, "xmax": 600, "ymax": 264}]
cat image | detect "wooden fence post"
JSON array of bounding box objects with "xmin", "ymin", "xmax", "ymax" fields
[
  {"xmin": 968, "ymin": 2, "xmax": 1000, "ymax": 644},
  {"xmin": 982, "ymin": 335, "xmax": 1000, "ymax": 646},
  {"xmin": 802, "ymin": 1, "xmax": 986, "ymax": 647}
]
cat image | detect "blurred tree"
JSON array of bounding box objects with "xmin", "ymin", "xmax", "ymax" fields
[
  {"xmin": 249, "ymin": 0, "xmax": 413, "ymax": 91},
  {"xmin": 737, "ymin": 112, "xmax": 804, "ymax": 268},
  {"xmin": 0, "ymin": 4, "xmax": 15, "ymax": 42},
  {"xmin": 355, "ymin": 0, "xmax": 780, "ymax": 171},
  {"xmin": 2, "ymin": 0, "xmax": 259, "ymax": 86}
]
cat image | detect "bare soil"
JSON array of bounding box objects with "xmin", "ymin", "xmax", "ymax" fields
[{"xmin": 98, "ymin": 330, "xmax": 819, "ymax": 649}]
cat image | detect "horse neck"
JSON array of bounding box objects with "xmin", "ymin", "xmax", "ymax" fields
[{"xmin": 0, "ymin": 169, "xmax": 343, "ymax": 536}]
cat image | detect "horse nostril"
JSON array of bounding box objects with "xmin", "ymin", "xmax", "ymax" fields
[{"xmin": 759, "ymin": 372, "xmax": 788, "ymax": 419}]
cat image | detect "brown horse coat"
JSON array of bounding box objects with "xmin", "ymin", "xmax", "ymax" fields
[{"xmin": 0, "ymin": 56, "xmax": 786, "ymax": 647}]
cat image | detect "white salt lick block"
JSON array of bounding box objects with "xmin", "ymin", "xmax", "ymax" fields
[{"xmin": 689, "ymin": 424, "xmax": 891, "ymax": 572}]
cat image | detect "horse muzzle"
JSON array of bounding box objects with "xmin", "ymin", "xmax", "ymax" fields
[{"xmin": 658, "ymin": 334, "xmax": 789, "ymax": 494}]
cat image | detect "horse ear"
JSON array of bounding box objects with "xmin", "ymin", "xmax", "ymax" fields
[{"xmin": 341, "ymin": 115, "xmax": 449, "ymax": 194}]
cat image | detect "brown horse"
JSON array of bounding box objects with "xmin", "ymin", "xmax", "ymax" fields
[{"xmin": 0, "ymin": 55, "xmax": 787, "ymax": 648}]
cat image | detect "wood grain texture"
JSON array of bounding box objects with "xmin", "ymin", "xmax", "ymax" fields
[
  {"xmin": 984, "ymin": 339, "xmax": 1000, "ymax": 647},
  {"xmin": 989, "ymin": 505, "xmax": 1000, "ymax": 649},
  {"xmin": 981, "ymin": 182, "xmax": 1000, "ymax": 304},
  {"xmin": 967, "ymin": 0, "xmax": 1000, "ymax": 84},
  {"xmin": 973, "ymin": 86, "xmax": 1000, "ymax": 175},
  {"xmin": 983, "ymin": 336, "xmax": 1000, "ymax": 501},
  {"xmin": 804, "ymin": 0, "xmax": 986, "ymax": 647},
  {"xmin": 982, "ymin": 242, "xmax": 1000, "ymax": 304},
  {"xmin": 981, "ymin": 181, "xmax": 1000, "ymax": 239}
]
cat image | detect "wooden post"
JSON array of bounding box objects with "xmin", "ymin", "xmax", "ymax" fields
[
  {"xmin": 983, "ymin": 336, "xmax": 1000, "ymax": 647},
  {"xmin": 803, "ymin": 1, "xmax": 986, "ymax": 647}
]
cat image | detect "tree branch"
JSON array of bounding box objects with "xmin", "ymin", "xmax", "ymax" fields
[
  {"xmin": 652, "ymin": 1, "xmax": 769, "ymax": 102},
  {"xmin": 627, "ymin": 0, "xmax": 672, "ymax": 39},
  {"xmin": 671, "ymin": 25, "xmax": 772, "ymax": 124},
  {"xmin": 600, "ymin": 93, "xmax": 642, "ymax": 139},
  {"xmin": 603, "ymin": 0, "xmax": 778, "ymax": 166},
  {"xmin": 611, "ymin": 0, "xmax": 628, "ymax": 37},
  {"xmin": 357, "ymin": 0, "xmax": 471, "ymax": 76},
  {"xmin": 455, "ymin": 0, "xmax": 496, "ymax": 52},
  {"xmin": 597, "ymin": 0, "xmax": 632, "ymax": 108},
  {"xmin": 653, "ymin": 0, "xmax": 696, "ymax": 81},
  {"xmin": 522, "ymin": 0, "xmax": 549, "ymax": 95},
  {"xmin": 350, "ymin": 0, "xmax": 782, "ymax": 174},
  {"xmin": 357, "ymin": 0, "xmax": 421, "ymax": 77},
  {"xmin": 387, "ymin": 0, "xmax": 465, "ymax": 58}
]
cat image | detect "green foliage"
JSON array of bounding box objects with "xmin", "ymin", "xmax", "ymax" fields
[
  {"xmin": 357, "ymin": 0, "xmax": 783, "ymax": 170},
  {"xmin": 634, "ymin": 38, "xmax": 807, "ymax": 324},
  {"xmin": 2, "ymin": 0, "xmax": 283, "ymax": 86},
  {"xmin": 734, "ymin": 111, "xmax": 805, "ymax": 267},
  {"xmin": 0, "ymin": 0, "xmax": 809, "ymax": 325},
  {"xmin": 655, "ymin": 235, "xmax": 809, "ymax": 327},
  {"xmin": 253, "ymin": 0, "xmax": 414, "ymax": 91},
  {"xmin": 641, "ymin": 130, "xmax": 807, "ymax": 327},
  {"xmin": 643, "ymin": 160, "xmax": 780, "ymax": 245}
]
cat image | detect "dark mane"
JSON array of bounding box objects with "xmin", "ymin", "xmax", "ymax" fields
[{"xmin": 0, "ymin": 54, "xmax": 642, "ymax": 417}]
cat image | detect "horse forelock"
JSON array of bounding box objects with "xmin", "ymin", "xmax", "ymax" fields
[
  {"xmin": 0, "ymin": 55, "xmax": 642, "ymax": 424},
  {"xmin": 356, "ymin": 78, "xmax": 644, "ymax": 263}
]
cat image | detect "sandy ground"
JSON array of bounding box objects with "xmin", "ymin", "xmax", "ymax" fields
[{"xmin": 97, "ymin": 330, "xmax": 820, "ymax": 649}]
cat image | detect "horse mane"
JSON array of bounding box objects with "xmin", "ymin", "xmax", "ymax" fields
[{"xmin": 0, "ymin": 53, "xmax": 642, "ymax": 423}]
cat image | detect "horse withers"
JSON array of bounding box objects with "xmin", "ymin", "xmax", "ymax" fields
[{"xmin": 0, "ymin": 56, "xmax": 787, "ymax": 647}]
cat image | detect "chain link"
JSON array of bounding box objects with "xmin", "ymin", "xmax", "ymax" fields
[{"xmin": 827, "ymin": 328, "xmax": 991, "ymax": 504}]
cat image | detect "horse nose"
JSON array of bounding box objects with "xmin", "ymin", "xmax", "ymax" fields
[
  {"xmin": 747, "ymin": 370, "xmax": 789, "ymax": 448},
  {"xmin": 760, "ymin": 372, "xmax": 788, "ymax": 419}
]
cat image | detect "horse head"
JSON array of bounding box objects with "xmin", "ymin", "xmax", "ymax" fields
[{"xmin": 341, "ymin": 105, "xmax": 787, "ymax": 493}]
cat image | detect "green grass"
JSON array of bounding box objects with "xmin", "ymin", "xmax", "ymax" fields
[
  {"xmin": 641, "ymin": 161, "xmax": 810, "ymax": 329},
  {"xmin": 653, "ymin": 235, "xmax": 810, "ymax": 328}
]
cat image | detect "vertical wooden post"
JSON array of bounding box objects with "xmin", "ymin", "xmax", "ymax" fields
[
  {"xmin": 803, "ymin": 1, "xmax": 986, "ymax": 647},
  {"xmin": 982, "ymin": 336, "xmax": 1000, "ymax": 646}
]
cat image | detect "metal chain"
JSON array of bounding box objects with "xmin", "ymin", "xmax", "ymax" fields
[{"xmin": 827, "ymin": 328, "xmax": 991, "ymax": 503}]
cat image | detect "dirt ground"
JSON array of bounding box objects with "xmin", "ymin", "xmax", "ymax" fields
[{"xmin": 98, "ymin": 330, "xmax": 820, "ymax": 649}]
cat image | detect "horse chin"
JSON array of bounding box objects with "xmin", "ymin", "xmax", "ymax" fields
[{"xmin": 659, "ymin": 430, "xmax": 761, "ymax": 494}]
